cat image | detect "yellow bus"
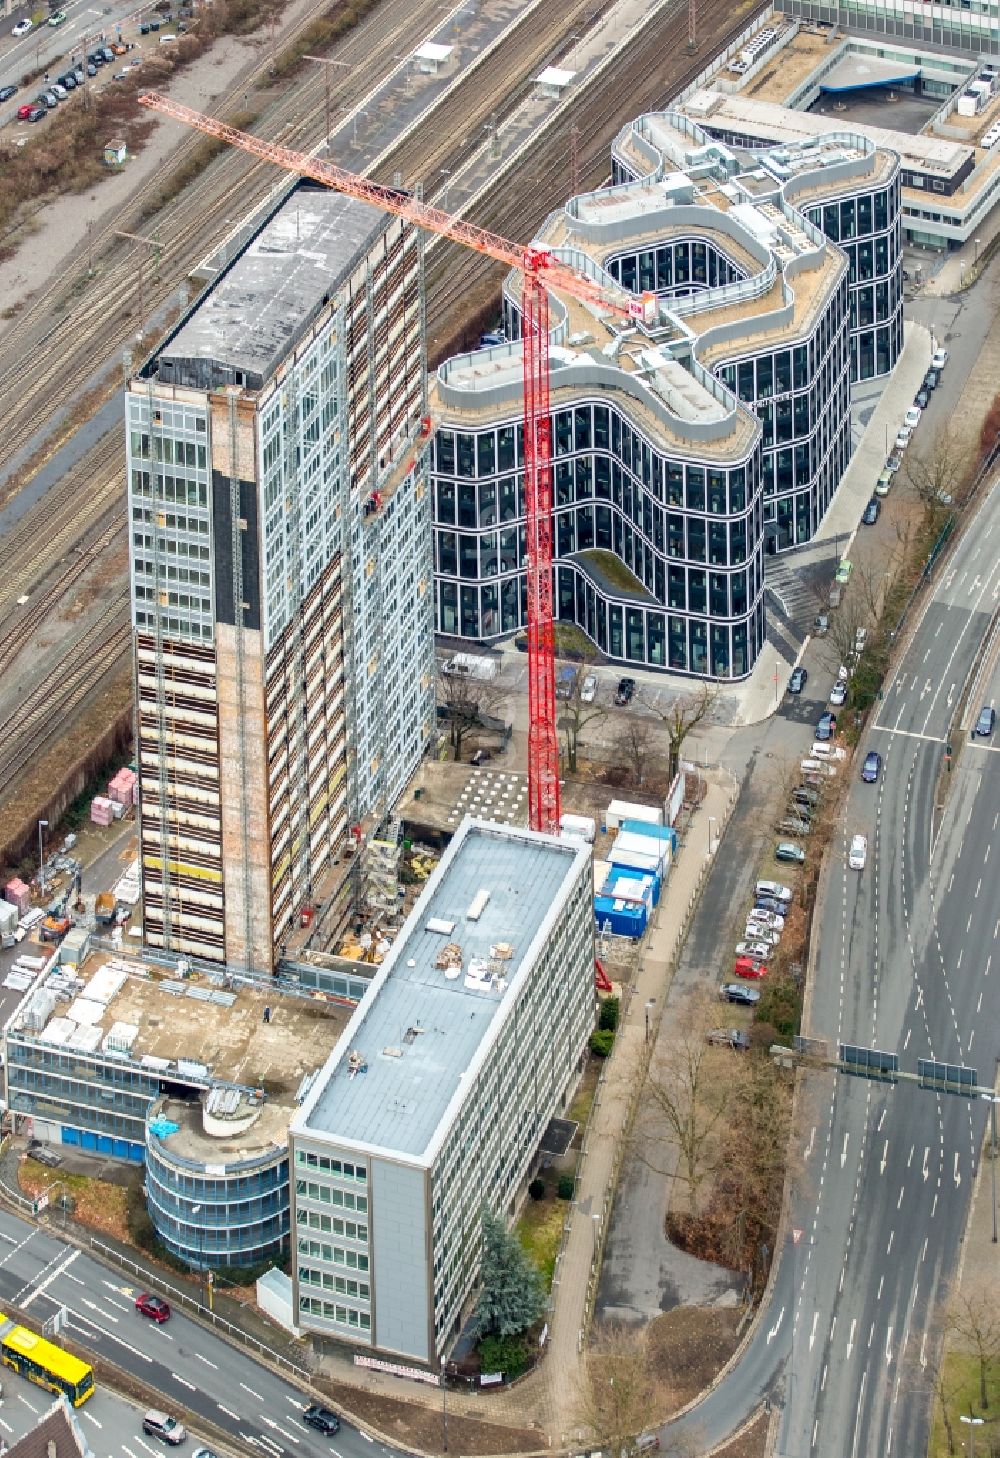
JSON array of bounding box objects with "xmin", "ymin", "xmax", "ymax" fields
[{"xmin": 0, "ymin": 1314, "xmax": 95, "ymax": 1406}]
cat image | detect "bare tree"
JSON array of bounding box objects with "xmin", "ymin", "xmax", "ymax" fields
[
  {"xmin": 948, "ymin": 1290, "xmax": 1000, "ymax": 1412},
  {"xmin": 903, "ymin": 424, "xmax": 967, "ymax": 513},
  {"xmin": 574, "ymin": 1323, "xmax": 655, "ymax": 1457},
  {"xmin": 637, "ymin": 990, "xmax": 740, "ymax": 1212},
  {"xmin": 436, "ymin": 666, "xmax": 509, "ymax": 762},
  {"xmin": 641, "ymin": 683, "xmax": 719, "ymax": 780},
  {"xmin": 616, "ymin": 716, "xmax": 666, "ymax": 790},
  {"xmin": 556, "ymin": 660, "xmax": 606, "ymax": 774}
]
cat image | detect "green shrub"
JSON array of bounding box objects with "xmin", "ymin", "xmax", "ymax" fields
[
  {"xmin": 589, "ymin": 1028, "xmax": 615, "ymax": 1057},
  {"xmin": 528, "ymin": 1178, "xmax": 546, "ymax": 1201},
  {"xmin": 557, "ymin": 1174, "xmax": 575, "ymax": 1201},
  {"xmin": 598, "ymin": 995, "xmax": 620, "ymax": 1032},
  {"xmin": 478, "ymin": 1333, "xmax": 528, "ymax": 1380}
]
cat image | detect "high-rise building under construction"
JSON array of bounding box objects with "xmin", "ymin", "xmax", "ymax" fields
[{"xmin": 126, "ymin": 180, "xmax": 435, "ymax": 970}]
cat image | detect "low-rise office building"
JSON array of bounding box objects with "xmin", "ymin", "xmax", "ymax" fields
[{"xmin": 290, "ymin": 817, "xmax": 594, "ymax": 1364}]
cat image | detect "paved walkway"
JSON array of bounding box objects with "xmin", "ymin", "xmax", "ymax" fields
[{"xmin": 314, "ymin": 772, "xmax": 739, "ymax": 1442}]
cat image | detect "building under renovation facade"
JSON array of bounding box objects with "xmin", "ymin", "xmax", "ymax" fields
[
  {"xmin": 127, "ymin": 180, "xmax": 435, "ymax": 969},
  {"xmin": 430, "ymin": 108, "xmax": 899, "ymax": 676}
]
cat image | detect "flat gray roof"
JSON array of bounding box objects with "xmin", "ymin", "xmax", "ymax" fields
[
  {"xmin": 155, "ymin": 182, "xmax": 386, "ymax": 389},
  {"xmin": 296, "ymin": 819, "xmax": 587, "ymax": 1164}
]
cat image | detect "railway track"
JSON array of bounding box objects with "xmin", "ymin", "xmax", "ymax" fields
[
  {"xmin": 424, "ymin": 0, "xmax": 768, "ymax": 358},
  {"xmin": 0, "ymin": 606, "xmax": 131, "ymax": 797}
]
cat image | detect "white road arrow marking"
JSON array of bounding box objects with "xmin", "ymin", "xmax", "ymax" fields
[
  {"xmin": 841, "ymin": 1132, "xmax": 850, "ymax": 1168},
  {"xmin": 922, "ymin": 1147, "xmax": 930, "ymax": 1181},
  {"xmin": 767, "ymin": 1305, "xmax": 785, "ymax": 1344},
  {"xmin": 954, "ymin": 1153, "xmax": 961, "ymax": 1187}
]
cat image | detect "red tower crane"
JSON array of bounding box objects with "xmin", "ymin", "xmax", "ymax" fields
[{"xmin": 137, "ymin": 93, "xmax": 653, "ymax": 835}]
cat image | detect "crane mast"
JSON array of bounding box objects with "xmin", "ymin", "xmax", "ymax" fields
[{"xmin": 137, "ymin": 93, "xmax": 648, "ymax": 836}]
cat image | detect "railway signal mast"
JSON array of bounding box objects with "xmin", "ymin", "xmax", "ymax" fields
[{"xmin": 137, "ymin": 93, "xmax": 654, "ymax": 835}]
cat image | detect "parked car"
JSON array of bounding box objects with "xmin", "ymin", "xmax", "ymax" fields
[
  {"xmin": 58, "ymin": 72, "xmax": 76, "ymax": 89},
  {"xmin": 12, "ymin": 18, "xmax": 32, "ymax": 36},
  {"xmin": 915, "ymin": 388, "xmax": 929, "ymax": 409},
  {"xmin": 135, "ymin": 1292, "xmax": 171, "ymax": 1323},
  {"xmin": 707, "ymin": 1027, "xmax": 751, "ymax": 1050},
  {"xmin": 861, "ymin": 498, "xmax": 880, "ymax": 525},
  {"xmin": 855, "ymin": 627, "xmax": 868, "ymax": 652},
  {"xmin": 875, "ymin": 470, "xmax": 893, "ymax": 498},
  {"xmin": 72, "ymin": 67, "xmax": 85, "ymax": 84},
  {"xmin": 755, "ymin": 880, "xmax": 792, "ymax": 903},
  {"xmin": 775, "ymin": 841, "xmax": 806, "ymax": 864},
  {"xmin": 745, "ymin": 921, "xmax": 781, "ymax": 946},
  {"xmin": 895, "ymin": 426, "xmax": 912, "ymax": 451},
  {"xmin": 975, "ymin": 705, "xmax": 996, "ymax": 736},
  {"xmin": 779, "ymin": 817, "xmax": 811, "ymax": 836},
  {"xmin": 0, "ymin": 85, "xmax": 17, "ymax": 102},
  {"xmin": 721, "ymin": 983, "xmax": 761, "ymax": 1006},
  {"xmin": 303, "ymin": 1405, "xmax": 341, "ymax": 1435},
  {"xmin": 829, "ymin": 679, "xmax": 847, "ymax": 707},
  {"xmin": 755, "ymin": 895, "xmax": 787, "ymax": 918},
  {"xmin": 791, "ymin": 786, "xmax": 819, "ymax": 807},
  {"xmin": 580, "ymin": 672, "xmax": 598, "ymax": 704},
  {"xmin": 42, "ymin": 90, "xmax": 58, "ymax": 107},
  {"xmin": 885, "ymin": 452, "xmax": 902, "ymax": 474},
  {"xmin": 904, "ymin": 405, "xmax": 922, "ymax": 430},
  {"xmin": 16, "ymin": 102, "xmax": 33, "ymax": 119},
  {"xmin": 835, "ymin": 559, "xmax": 853, "ymax": 585},
  {"xmin": 51, "ymin": 82, "xmax": 67, "ymax": 99},
  {"xmin": 788, "ymin": 665, "xmax": 808, "ymax": 694},
  {"xmin": 734, "ymin": 954, "xmax": 768, "ymax": 980},
  {"xmin": 861, "ymin": 750, "xmax": 882, "ymax": 782},
  {"xmin": 924, "ymin": 369, "xmax": 939, "ymax": 391},
  {"xmin": 26, "ymin": 103, "xmax": 45, "ymax": 121},
  {"xmin": 931, "ymin": 347, "xmax": 949, "ymax": 371},
  {"xmin": 48, "ymin": 8, "xmax": 67, "ymax": 22},
  {"xmin": 848, "ymin": 833, "xmax": 868, "ymax": 870},
  {"xmin": 614, "ymin": 676, "xmax": 635, "ymax": 706},
  {"xmin": 111, "ymin": 40, "xmax": 128, "ymax": 53},
  {"xmin": 736, "ymin": 940, "xmax": 773, "ymax": 960},
  {"xmin": 142, "ymin": 1412, "xmax": 186, "ymax": 1446},
  {"xmin": 100, "ymin": 45, "xmax": 115, "ymax": 61},
  {"xmin": 748, "ymin": 907, "xmax": 784, "ymax": 930},
  {"xmin": 816, "ymin": 711, "xmax": 837, "ymax": 741},
  {"xmin": 813, "ymin": 614, "xmax": 828, "ymax": 636}
]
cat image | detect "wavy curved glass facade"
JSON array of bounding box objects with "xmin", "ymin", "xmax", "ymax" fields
[
  {"xmin": 431, "ymin": 110, "xmax": 894, "ymax": 674},
  {"xmin": 145, "ymin": 1107, "xmax": 291, "ymax": 1270}
]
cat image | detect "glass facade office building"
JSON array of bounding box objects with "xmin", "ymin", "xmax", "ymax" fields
[{"xmin": 430, "ymin": 111, "xmax": 892, "ymax": 676}]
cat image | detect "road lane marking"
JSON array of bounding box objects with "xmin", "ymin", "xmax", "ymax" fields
[
  {"xmin": 954, "ymin": 1153, "xmax": 961, "ymax": 1187},
  {"xmin": 172, "ymin": 1374, "xmax": 195, "ymax": 1391},
  {"xmin": 851, "ymin": 1371, "xmax": 868, "ymax": 1458},
  {"xmin": 887, "ymin": 1230, "xmax": 894, "ymax": 1253},
  {"xmin": 923, "ymin": 1148, "xmax": 930, "ymax": 1181},
  {"xmin": 19, "ymin": 1249, "xmax": 80, "ymax": 1309},
  {"xmin": 841, "ymin": 1132, "xmax": 850, "ymax": 1167},
  {"xmin": 897, "ymin": 1186, "xmax": 905, "ymax": 1209},
  {"xmin": 847, "ymin": 1318, "xmax": 857, "ymax": 1358},
  {"xmin": 886, "ymin": 1324, "xmax": 894, "ymax": 1365},
  {"xmin": 240, "ymin": 1384, "xmax": 264, "ymax": 1400},
  {"xmin": 810, "ymin": 1312, "xmax": 819, "ymax": 1350},
  {"xmin": 195, "ymin": 1352, "xmax": 217, "ymax": 1368},
  {"xmin": 881, "ymin": 1140, "xmax": 889, "ymax": 1174},
  {"xmin": 767, "ymin": 1305, "xmax": 785, "ymax": 1343}
]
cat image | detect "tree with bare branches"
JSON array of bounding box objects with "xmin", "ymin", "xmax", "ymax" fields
[
  {"xmin": 556, "ymin": 660, "xmax": 606, "ymax": 774},
  {"xmin": 574, "ymin": 1323, "xmax": 655, "ymax": 1457},
  {"xmin": 903, "ymin": 423, "xmax": 967, "ymax": 514},
  {"xmin": 616, "ymin": 716, "xmax": 666, "ymax": 790},
  {"xmin": 436, "ymin": 666, "xmax": 509, "ymax": 762},
  {"xmin": 640, "ymin": 683, "xmax": 719, "ymax": 780},
  {"xmin": 948, "ymin": 1290, "xmax": 1000, "ymax": 1412},
  {"xmin": 637, "ymin": 991, "xmax": 739, "ymax": 1212}
]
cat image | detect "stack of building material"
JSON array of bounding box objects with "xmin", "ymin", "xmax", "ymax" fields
[
  {"xmin": 91, "ymin": 796, "xmax": 114, "ymax": 827},
  {"xmin": 108, "ymin": 768, "xmax": 136, "ymax": 806},
  {"xmin": 4, "ymin": 878, "xmax": 30, "ymax": 915}
]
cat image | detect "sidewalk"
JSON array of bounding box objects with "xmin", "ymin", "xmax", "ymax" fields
[{"xmin": 314, "ymin": 772, "xmax": 740, "ymax": 1441}]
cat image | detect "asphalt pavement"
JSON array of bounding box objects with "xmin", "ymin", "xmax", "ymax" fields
[
  {"xmin": 0, "ymin": 1202, "xmax": 407, "ymax": 1458},
  {"xmin": 657, "ymin": 474, "xmax": 1000, "ymax": 1458}
]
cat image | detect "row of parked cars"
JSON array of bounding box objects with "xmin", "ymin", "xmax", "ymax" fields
[{"xmin": 720, "ymin": 878, "xmax": 796, "ymax": 1005}]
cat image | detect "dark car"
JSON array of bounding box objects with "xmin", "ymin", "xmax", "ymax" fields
[
  {"xmin": 861, "ymin": 750, "xmax": 882, "ymax": 783},
  {"xmin": 614, "ymin": 676, "xmax": 636, "ymax": 706},
  {"xmin": 721, "ymin": 983, "xmax": 761, "ymax": 1006},
  {"xmin": 87, "ymin": 50, "xmax": 105, "ymax": 65},
  {"xmin": 861, "ymin": 498, "xmax": 880, "ymax": 526},
  {"xmin": 100, "ymin": 45, "xmax": 114, "ymax": 62},
  {"xmin": 303, "ymin": 1405, "xmax": 341, "ymax": 1435},
  {"xmin": 924, "ymin": 369, "xmax": 939, "ymax": 391},
  {"xmin": 975, "ymin": 706, "xmax": 996, "ymax": 737},
  {"xmin": 788, "ymin": 666, "xmax": 808, "ymax": 694},
  {"xmin": 755, "ymin": 895, "xmax": 787, "ymax": 917},
  {"xmin": 86, "ymin": 62, "xmax": 97, "ymax": 75},
  {"xmin": 915, "ymin": 388, "xmax": 929, "ymax": 409},
  {"xmin": 815, "ymin": 711, "xmax": 837, "ymax": 741},
  {"xmin": 27, "ymin": 104, "xmax": 46, "ymax": 121},
  {"xmin": 58, "ymin": 72, "xmax": 76, "ymax": 89},
  {"xmin": 792, "ymin": 786, "xmax": 819, "ymax": 806},
  {"xmin": 0, "ymin": 84, "xmax": 17, "ymax": 102},
  {"xmin": 135, "ymin": 1292, "xmax": 171, "ymax": 1322}
]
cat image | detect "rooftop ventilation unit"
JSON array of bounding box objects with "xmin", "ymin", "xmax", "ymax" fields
[{"xmin": 467, "ymin": 888, "xmax": 491, "ymax": 921}]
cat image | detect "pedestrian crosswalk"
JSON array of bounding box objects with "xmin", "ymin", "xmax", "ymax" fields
[{"xmin": 764, "ymin": 549, "xmax": 838, "ymax": 637}]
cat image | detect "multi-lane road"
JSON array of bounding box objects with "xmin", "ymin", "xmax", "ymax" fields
[
  {"xmin": 661, "ymin": 474, "xmax": 1000, "ymax": 1457},
  {"xmin": 0, "ymin": 1203, "xmax": 406, "ymax": 1457}
]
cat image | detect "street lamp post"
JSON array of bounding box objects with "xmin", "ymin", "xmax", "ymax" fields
[
  {"xmin": 38, "ymin": 819, "xmax": 48, "ymax": 897},
  {"xmin": 644, "ymin": 997, "xmax": 655, "ymax": 1044},
  {"xmin": 708, "ymin": 815, "xmax": 717, "ymax": 855},
  {"xmin": 974, "ymin": 237, "xmax": 981, "ymax": 265}
]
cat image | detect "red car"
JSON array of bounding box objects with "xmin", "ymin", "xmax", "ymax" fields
[
  {"xmin": 135, "ymin": 1292, "xmax": 171, "ymax": 1322},
  {"xmin": 17, "ymin": 103, "xmax": 33, "ymax": 119},
  {"xmin": 734, "ymin": 955, "xmax": 768, "ymax": 980}
]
